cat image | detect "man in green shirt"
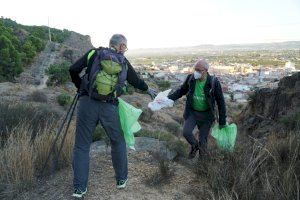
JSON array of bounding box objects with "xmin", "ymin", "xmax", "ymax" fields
[{"xmin": 168, "ymin": 59, "xmax": 226, "ymax": 159}]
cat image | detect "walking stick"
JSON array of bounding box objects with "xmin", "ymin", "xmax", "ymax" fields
[
  {"xmin": 40, "ymin": 93, "xmax": 79, "ymax": 176},
  {"xmin": 53, "ymin": 94, "xmax": 79, "ymax": 170}
]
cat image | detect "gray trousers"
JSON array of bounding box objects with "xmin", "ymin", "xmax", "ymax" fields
[
  {"xmin": 183, "ymin": 110, "xmax": 214, "ymax": 149},
  {"xmin": 72, "ymin": 95, "xmax": 127, "ymax": 191}
]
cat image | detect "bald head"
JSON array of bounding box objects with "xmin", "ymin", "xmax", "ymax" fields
[
  {"xmin": 193, "ymin": 59, "xmax": 209, "ymax": 80},
  {"xmin": 194, "ymin": 59, "xmax": 209, "ymax": 71}
]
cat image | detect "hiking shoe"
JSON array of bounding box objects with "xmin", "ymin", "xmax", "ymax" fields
[
  {"xmin": 116, "ymin": 178, "xmax": 128, "ymax": 189},
  {"xmin": 188, "ymin": 144, "xmax": 199, "ymax": 159},
  {"xmin": 72, "ymin": 188, "xmax": 87, "ymax": 198}
]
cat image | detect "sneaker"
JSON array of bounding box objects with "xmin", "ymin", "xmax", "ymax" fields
[
  {"xmin": 116, "ymin": 178, "xmax": 128, "ymax": 189},
  {"xmin": 188, "ymin": 144, "xmax": 199, "ymax": 159},
  {"xmin": 72, "ymin": 188, "xmax": 87, "ymax": 198}
]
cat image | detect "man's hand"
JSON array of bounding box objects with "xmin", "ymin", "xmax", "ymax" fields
[
  {"xmin": 147, "ymin": 88, "xmax": 157, "ymax": 99},
  {"xmin": 219, "ymin": 124, "xmax": 226, "ymax": 130}
]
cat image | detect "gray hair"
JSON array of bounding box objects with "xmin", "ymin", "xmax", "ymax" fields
[
  {"xmin": 194, "ymin": 59, "xmax": 209, "ymax": 70},
  {"xmin": 109, "ymin": 34, "xmax": 127, "ymax": 48}
]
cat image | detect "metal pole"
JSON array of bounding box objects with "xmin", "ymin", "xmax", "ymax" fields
[
  {"xmin": 54, "ymin": 94, "xmax": 79, "ymax": 169},
  {"xmin": 40, "ymin": 93, "xmax": 79, "ymax": 176}
]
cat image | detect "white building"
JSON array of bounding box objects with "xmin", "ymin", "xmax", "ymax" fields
[
  {"xmin": 285, "ymin": 61, "xmax": 296, "ymax": 71},
  {"xmin": 168, "ymin": 65, "xmax": 179, "ymax": 73},
  {"xmin": 180, "ymin": 67, "xmax": 192, "ymax": 73}
]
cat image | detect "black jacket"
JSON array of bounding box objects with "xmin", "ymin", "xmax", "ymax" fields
[
  {"xmin": 168, "ymin": 73, "xmax": 226, "ymax": 126},
  {"xmin": 69, "ymin": 48, "xmax": 149, "ymax": 92}
]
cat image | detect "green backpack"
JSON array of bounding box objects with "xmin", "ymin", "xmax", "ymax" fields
[{"xmin": 82, "ymin": 48, "xmax": 128, "ymax": 100}]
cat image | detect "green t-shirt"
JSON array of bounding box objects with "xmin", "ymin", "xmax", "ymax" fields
[{"xmin": 192, "ymin": 78, "xmax": 209, "ymax": 111}]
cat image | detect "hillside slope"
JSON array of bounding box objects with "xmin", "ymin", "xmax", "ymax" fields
[{"xmin": 238, "ymin": 72, "xmax": 300, "ymax": 137}]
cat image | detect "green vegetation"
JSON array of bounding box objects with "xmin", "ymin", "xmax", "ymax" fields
[
  {"xmin": 29, "ymin": 90, "xmax": 48, "ymax": 103},
  {"xmin": 125, "ymin": 84, "xmax": 135, "ymax": 95},
  {"xmin": 145, "ymin": 152, "xmax": 174, "ymax": 187},
  {"xmin": 0, "ymin": 18, "xmax": 71, "ymax": 82},
  {"xmin": 46, "ymin": 61, "xmax": 71, "ymax": 86},
  {"xmin": 0, "ymin": 101, "xmax": 60, "ymax": 144},
  {"xmin": 280, "ymin": 110, "xmax": 300, "ymax": 130},
  {"xmin": 191, "ymin": 134, "xmax": 300, "ymax": 199},
  {"xmin": 156, "ymin": 80, "xmax": 171, "ymax": 91},
  {"xmin": 135, "ymin": 129, "xmax": 188, "ymax": 157},
  {"xmin": 0, "ymin": 101, "xmax": 73, "ymax": 198},
  {"xmin": 56, "ymin": 93, "xmax": 71, "ymax": 106}
]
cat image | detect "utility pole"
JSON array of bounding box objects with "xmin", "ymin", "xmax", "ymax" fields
[{"xmin": 48, "ymin": 17, "xmax": 51, "ymax": 42}]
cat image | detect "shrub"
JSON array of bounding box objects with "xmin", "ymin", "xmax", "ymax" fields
[
  {"xmin": 57, "ymin": 93, "xmax": 71, "ymax": 106},
  {"xmin": 0, "ymin": 122, "xmax": 75, "ymax": 198},
  {"xmin": 29, "ymin": 90, "xmax": 48, "ymax": 103},
  {"xmin": 237, "ymin": 103, "xmax": 244, "ymax": 110},
  {"xmin": 145, "ymin": 152, "xmax": 174, "ymax": 187},
  {"xmin": 46, "ymin": 62, "xmax": 71, "ymax": 86},
  {"xmin": 0, "ymin": 101, "xmax": 60, "ymax": 144},
  {"xmin": 247, "ymin": 90, "xmax": 257, "ymax": 104},
  {"xmin": 189, "ymin": 133, "xmax": 300, "ymax": 200},
  {"xmin": 139, "ymin": 108, "xmax": 153, "ymax": 123},
  {"xmin": 135, "ymin": 129, "xmax": 188, "ymax": 157},
  {"xmin": 125, "ymin": 84, "xmax": 135, "ymax": 95},
  {"xmin": 156, "ymin": 80, "xmax": 171, "ymax": 91},
  {"xmin": 280, "ymin": 111, "xmax": 300, "ymax": 130},
  {"xmin": 165, "ymin": 122, "xmax": 181, "ymax": 137}
]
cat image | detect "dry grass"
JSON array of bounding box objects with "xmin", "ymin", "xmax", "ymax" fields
[
  {"xmin": 145, "ymin": 152, "xmax": 174, "ymax": 187},
  {"xmin": 190, "ymin": 133, "xmax": 300, "ymax": 200},
  {"xmin": 28, "ymin": 90, "xmax": 48, "ymax": 103},
  {"xmin": 0, "ymin": 122, "xmax": 75, "ymax": 199}
]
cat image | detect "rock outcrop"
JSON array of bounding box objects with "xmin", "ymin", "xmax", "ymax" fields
[
  {"xmin": 238, "ymin": 72, "xmax": 300, "ymax": 137},
  {"xmin": 61, "ymin": 31, "xmax": 94, "ymax": 63}
]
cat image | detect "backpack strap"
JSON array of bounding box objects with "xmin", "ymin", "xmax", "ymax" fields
[
  {"xmin": 85, "ymin": 48, "xmax": 103, "ymax": 77},
  {"xmin": 87, "ymin": 49, "xmax": 96, "ymax": 65}
]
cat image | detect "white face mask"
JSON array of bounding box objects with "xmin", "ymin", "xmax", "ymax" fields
[{"xmin": 194, "ymin": 71, "xmax": 202, "ymax": 79}]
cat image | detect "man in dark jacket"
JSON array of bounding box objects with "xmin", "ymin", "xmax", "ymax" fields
[
  {"xmin": 168, "ymin": 59, "xmax": 226, "ymax": 159},
  {"xmin": 69, "ymin": 34, "xmax": 157, "ymax": 198}
]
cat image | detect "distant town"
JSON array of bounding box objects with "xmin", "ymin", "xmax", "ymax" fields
[{"xmin": 129, "ymin": 49, "xmax": 300, "ymax": 103}]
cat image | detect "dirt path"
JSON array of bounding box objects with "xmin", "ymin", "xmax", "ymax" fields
[
  {"xmin": 16, "ymin": 148, "xmax": 197, "ymax": 200},
  {"xmin": 17, "ymin": 41, "xmax": 60, "ymax": 89}
]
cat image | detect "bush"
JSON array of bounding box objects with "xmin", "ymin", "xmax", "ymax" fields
[
  {"xmin": 0, "ymin": 122, "xmax": 75, "ymax": 198},
  {"xmin": 29, "ymin": 90, "xmax": 48, "ymax": 103},
  {"xmin": 0, "ymin": 100, "xmax": 74, "ymax": 198},
  {"xmin": 125, "ymin": 84, "xmax": 135, "ymax": 95},
  {"xmin": 156, "ymin": 80, "xmax": 171, "ymax": 91},
  {"xmin": 46, "ymin": 62, "xmax": 71, "ymax": 86},
  {"xmin": 247, "ymin": 91, "xmax": 256, "ymax": 104},
  {"xmin": 280, "ymin": 111, "xmax": 300, "ymax": 130},
  {"xmin": 165, "ymin": 122, "xmax": 181, "ymax": 137},
  {"xmin": 56, "ymin": 93, "xmax": 71, "ymax": 106},
  {"xmin": 189, "ymin": 133, "xmax": 300, "ymax": 200},
  {"xmin": 135, "ymin": 129, "xmax": 188, "ymax": 157},
  {"xmin": 145, "ymin": 152, "xmax": 174, "ymax": 187},
  {"xmin": 0, "ymin": 101, "xmax": 60, "ymax": 144},
  {"xmin": 139, "ymin": 108, "xmax": 153, "ymax": 123}
]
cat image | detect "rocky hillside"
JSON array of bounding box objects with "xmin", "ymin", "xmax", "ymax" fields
[
  {"xmin": 238, "ymin": 72, "xmax": 300, "ymax": 137},
  {"xmin": 15, "ymin": 30, "xmax": 93, "ymax": 87},
  {"xmin": 62, "ymin": 31, "xmax": 94, "ymax": 63}
]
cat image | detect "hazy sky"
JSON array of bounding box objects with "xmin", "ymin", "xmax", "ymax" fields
[{"xmin": 1, "ymin": 0, "xmax": 300, "ymax": 49}]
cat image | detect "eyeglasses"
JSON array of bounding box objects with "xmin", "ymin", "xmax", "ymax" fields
[{"xmin": 122, "ymin": 44, "xmax": 128, "ymax": 52}]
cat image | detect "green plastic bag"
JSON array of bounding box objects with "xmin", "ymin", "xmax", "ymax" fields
[
  {"xmin": 118, "ymin": 98, "xmax": 142, "ymax": 150},
  {"xmin": 211, "ymin": 123, "xmax": 237, "ymax": 151}
]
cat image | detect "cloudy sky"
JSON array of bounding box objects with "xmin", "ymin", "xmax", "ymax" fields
[{"xmin": 1, "ymin": 0, "xmax": 300, "ymax": 49}]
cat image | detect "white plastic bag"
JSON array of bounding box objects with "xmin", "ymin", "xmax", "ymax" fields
[{"xmin": 148, "ymin": 89, "xmax": 174, "ymax": 111}]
